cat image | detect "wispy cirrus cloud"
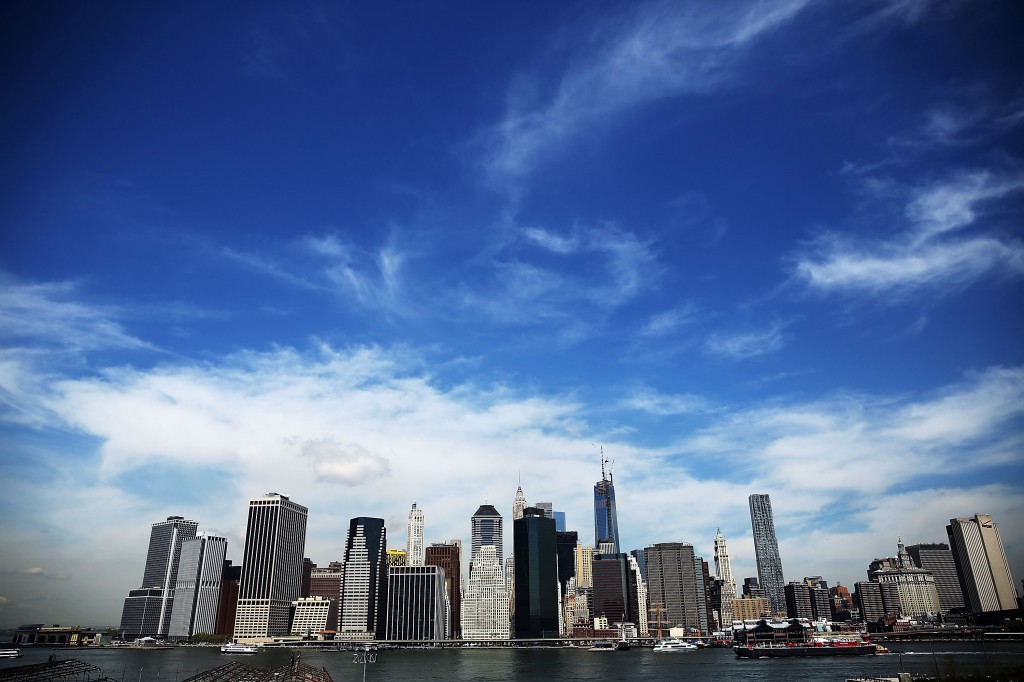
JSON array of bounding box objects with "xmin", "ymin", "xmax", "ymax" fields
[
  {"xmin": 0, "ymin": 275, "xmax": 152, "ymax": 353},
  {"xmin": 304, "ymin": 234, "xmax": 411, "ymax": 314},
  {"xmin": 459, "ymin": 223, "xmax": 661, "ymax": 332},
  {"xmin": 475, "ymin": 0, "xmax": 812, "ymax": 181},
  {"xmin": 639, "ymin": 304, "xmax": 698, "ymax": 338},
  {"xmin": 620, "ymin": 385, "xmax": 710, "ymax": 416},
  {"xmin": 795, "ymin": 171, "xmax": 1024, "ymax": 298},
  {"xmin": 704, "ymin": 320, "xmax": 787, "ymax": 360}
]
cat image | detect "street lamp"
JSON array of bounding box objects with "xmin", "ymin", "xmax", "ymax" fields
[{"xmin": 352, "ymin": 646, "xmax": 377, "ymax": 682}]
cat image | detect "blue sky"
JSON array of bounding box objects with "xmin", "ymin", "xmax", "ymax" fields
[{"xmin": 1, "ymin": 0, "xmax": 1022, "ymax": 627}]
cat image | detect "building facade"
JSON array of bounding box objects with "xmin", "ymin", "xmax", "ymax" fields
[
  {"xmin": 513, "ymin": 507, "xmax": 559, "ymax": 639},
  {"xmin": 947, "ymin": 514, "xmax": 1019, "ymax": 613},
  {"xmin": 470, "ymin": 504, "xmax": 503, "ymax": 572},
  {"xmin": 425, "ymin": 542, "xmax": 461, "ymax": 639},
  {"xmin": 593, "ymin": 456, "xmax": 620, "ymax": 554},
  {"xmin": 234, "ymin": 493, "xmax": 308, "ymax": 642},
  {"xmin": 168, "ymin": 535, "xmax": 228, "ymax": 640},
  {"xmin": 120, "ymin": 515, "xmax": 199, "ymax": 638},
  {"xmin": 406, "ymin": 503, "xmax": 425, "ymax": 567},
  {"xmin": 555, "ymin": 531, "xmax": 579, "ymax": 598},
  {"xmin": 309, "ymin": 567, "xmax": 342, "ymax": 633},
  {"xmin": 512, "ymin": 485, "xmax": 527, "ymax": 521},
  {"xmin": 748, "ymin": 494, "xmax": 786, "ymax": 615},
  {"xmin": 591, "ymin": 553, "xmax": 641, "ymax": 629},
  {"xmin": 461, "ymin": 544, "xmax": 510, "ymax": 640},
  {"xmin": 785, "ymin": 581, "xmax": 814, "ymax": 620},
  {"xmin": 905, "ymin": 542, "xmax": 965, "ymax": 613},
  {"xmin": 338, "ymin": 517, "xmax": 388, "ymax": 641},
  {"xmin": 645, "ymin": 542, "xmax": 703, "ymax": 634},
  {"xmin": 291, "ymin": 596, "xmax": 331, "ymax": 636},
  {"xmin": 713, "ymin": 528, "xmax": 737, "ymax": 628},
  {"xmin": 385, "ymin": 566, "xmax": 448, "ymax": 640}
]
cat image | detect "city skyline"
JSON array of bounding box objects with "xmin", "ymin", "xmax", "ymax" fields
[{"xmin": 2, "ymin": 1, "xmax": 1022, "ymax": 629}]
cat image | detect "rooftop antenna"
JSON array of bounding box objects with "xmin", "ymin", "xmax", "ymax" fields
[{"xmin": 592, "ymin": 443, "xmax": 612, "ymax": 482}]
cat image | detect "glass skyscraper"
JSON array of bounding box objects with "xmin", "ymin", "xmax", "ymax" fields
[
  {"xmin": 593, "ymin": 455, "xmax": 620, "ymax": 554},
  {"xmin": 748, "ymin": 493, "xmax": 785, "ymax": 615},
  {"xmin": 513, "ymin": 507, "xmax": 559, "ymax": 638}
]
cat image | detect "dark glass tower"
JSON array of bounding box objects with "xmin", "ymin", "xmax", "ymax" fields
[
  {"xmin": 748, "ymin": 493, "xmax": 785, "ymax": 615},
  {"xmin": 555, "ymin": 530, "xmax": 579, "ymax": 595},
  {"xmin": 513, "ymin": 507, "xmax": 559, "ymax": 638},
  {"xmin": 593, "ymin": 453, "xmax": 620, "ymax": 554}
]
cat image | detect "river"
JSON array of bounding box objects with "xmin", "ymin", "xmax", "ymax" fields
[{"xmin": 3, "ymin": 642, "xmax": 1023, "ymax": 681}]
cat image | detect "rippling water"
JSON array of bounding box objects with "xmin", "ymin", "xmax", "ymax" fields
[{"xmin": 3, "ymin": 642, "xmax": 1023, "ymax": 681}]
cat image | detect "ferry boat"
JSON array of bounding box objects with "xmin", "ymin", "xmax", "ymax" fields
[
  {"xmin": 221, "ymin": 642, "xmax": 260, "ymax": 654},
  {"xmin": 653, "ymin": 638, "xmax": 698, "ymax": 652},
  {"xmin": 588, "ymin": 640, "xmax": 617, "ymax": 652},
  {"xmin": 735, "ymin": 638, "xmax": 877, "ymax": 658},
  {"xmin": 0, "ymin": 649, "xmax": 22, "ymax": 659}
]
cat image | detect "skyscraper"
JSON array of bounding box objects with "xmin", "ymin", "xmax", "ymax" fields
[
  {"xmin": 946, "ymin": 514, "xmax": 1019, "ymax": 613},
  {"xmin": 168, "ymin": 535, "xmax": 228, "ymax": 640},
  {"xmin": 645, "ymin": 542, "xmax": 703, "ymax": 634},
  {"xmin": 386, "ymin": 566, "xmax": 448, "ymax": 640},
  {"xmin": 339, "ymin": 517, "xmax": 388, "ymax": 641},
  {"xmin": 234, "ymin": 493, "xmax": 308, "ymax": 642},
  {"xmin": 470, "ymin": 504, "xmax": 503, "ymax": 570},
  {"xmin": 748, "ymin": 493, "xmax": 785, "ymax": 614},
  {"xmin": 513, "ymin": 507, "xmax": 559, "ymax": 639},
  {"xmin": 905, "ymin": 542, "xmax": 965, "ymax": 613},
  {"xmin": 593, "ymin": 453, "xmax": 620, "ymax": 554},
  {"xmin": 713, "ymin": 528, "xmax": 737, "ymax": 627},
  {"xmin": 309, "ymin": 566, "xmax": 342, "ymax": 632},
  {"xmin": 591, "ymin": 552, "xmax": 641, "ymax": 628},
  {"xmin": 120, "ymin": 515, "xmax": 199, "ymax": 638},
  {"xmin": 461, "ymin": 544, "xmax": 510, "ymax": 640},
  {"xmin": 555, "ymin": 531, "xmax": 579, "ymax": 596},
  {"xmin": 512, "ymin": 486, "xmax": 527, "ymax": 521},
  {"xmin": 425, "ymin": 542, "xmax": 462, "ymax": 639},
  {"xmin": 406, "ymin": 503, "xmax": 425, "ymax": 567}
]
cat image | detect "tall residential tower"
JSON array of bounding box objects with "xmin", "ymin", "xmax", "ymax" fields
[{"xmin": 748, "ymin": 494, "xmax": 786, "ymax": 615}]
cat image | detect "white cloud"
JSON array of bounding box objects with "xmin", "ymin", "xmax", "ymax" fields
[
  {"xmin": 0, "ymin": 276, "xmax": 152, "ymax": 352},
  {"xmin": 620, "ymin": 386, "xmax": 708, "ymax": 416},
  {"xmin": 460, "ymin": 223, "xmax": 661, "ymax": 331},
  {"xmin": 297, "ymin": 438, "xmax": 392, "ymax": 485},
  {"xmin": 704, "ymin": 321, "xmax": 786, "ymax": 360},
  {"xmin": 795, "ymin": 171, "xmax": 1024, "ymax": 298},
  {"xmin": 477, "ymin": 0, "xmax": 811, "ymax": 180},
  {"xmin": 639, "ymin": 305, "xmax": 697, "ymax": 337}
]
